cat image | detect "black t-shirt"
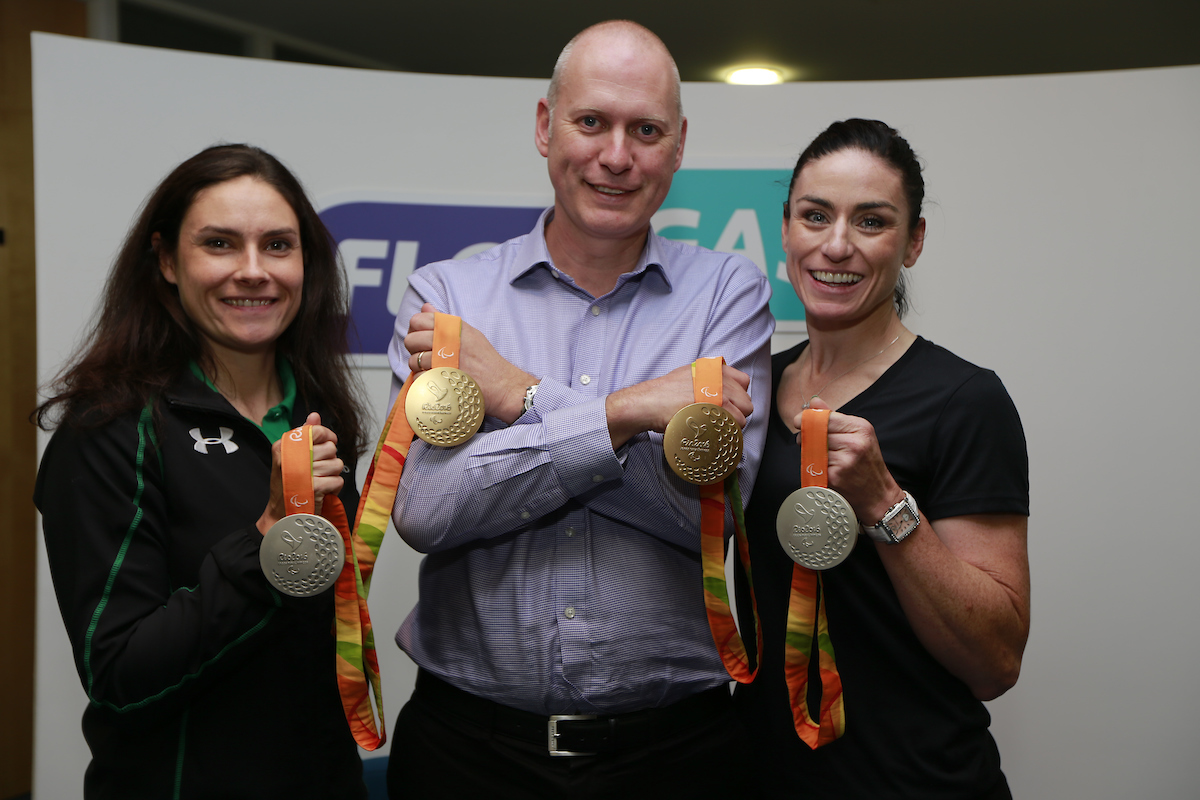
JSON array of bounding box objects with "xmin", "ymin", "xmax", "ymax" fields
[{"xmin": 734, "ymin": 336, "xmax": 1029, "ymax": 799}]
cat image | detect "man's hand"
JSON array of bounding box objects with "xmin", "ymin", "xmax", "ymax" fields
[
  {"xmin": 404, "ymin": 303, "xmax": 536, "ymax": 424},
  {"xmin": 606, "ymin": 361, "xmax": 752, "ymax": 450}
]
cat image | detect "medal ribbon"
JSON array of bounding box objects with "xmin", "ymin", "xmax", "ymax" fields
[
  {"xmin": 279, "ymin": 315, "xmax": 467, "ymax": 751},
  {"xmin": 430, "ymin": 312, "xmax": 461, "ymax": 368},
  {"xmin": 280, "ymin": 426, "xmax": 315, "ymax": 515},
  {"xmin": 693, "ymin": 357, "xmax": 762, "ymax": 684},
  {"xmin": 784, "ymin": 409, "xmax": 846, "ymax": 747}
]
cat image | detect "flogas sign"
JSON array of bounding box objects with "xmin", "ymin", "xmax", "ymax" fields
[
  {"xmin": 320, "ymin": 169, "xmax": 798, "ymax": 361},
  {"xmin": 651, "ymin": 169, "xmax": 801, "ymax": 323}
]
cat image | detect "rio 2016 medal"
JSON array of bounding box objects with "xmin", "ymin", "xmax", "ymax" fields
[
  {"xmin": 405, "ymin": 367, "xmax": 484, "ymax": 447},
  {"xmin": 664, "ymin": 402, "xmax": 743, "ymax": 485},
  {"xmin": 260, "ymin": 512, "xmax": 345, "ymax": 597},
  {"xmin": 775, "ymin": 485, "xmax": 858, "ymax": 570}
]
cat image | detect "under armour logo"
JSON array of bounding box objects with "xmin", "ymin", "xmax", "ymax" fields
[{"xmin": 190, "ymin": 427, "xmax": 238, "ymax": 454}]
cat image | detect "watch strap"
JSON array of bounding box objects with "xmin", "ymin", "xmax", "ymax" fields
[{"xmin": 863, "ymin": 491, "xmax": 920, "ymax": 543}]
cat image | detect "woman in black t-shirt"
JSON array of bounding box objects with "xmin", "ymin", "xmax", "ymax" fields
[{"xmin": 733, "ymin": 120, "xmax": 1029, "ymax": 799}]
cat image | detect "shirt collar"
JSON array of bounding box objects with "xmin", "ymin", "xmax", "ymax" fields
[
  {"xmin": 187, "ymin": 356, "xmax": 296, "ymax": 430},
  {"xmin": 508, "ymin": 208, "xmax": 673, "ymax": 292}
]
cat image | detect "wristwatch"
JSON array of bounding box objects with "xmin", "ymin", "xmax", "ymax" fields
[
  {"xmin": 523, "ymin": 382, "xmax": 539, "ymax": 413},
  {"xmin": 862, "ymin": 491, "xmax": 921, "ymax": 544}
]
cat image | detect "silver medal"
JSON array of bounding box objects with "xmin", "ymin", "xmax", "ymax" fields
[
  {"xmin": 775, "ymin": 486, "xmax": 858, "ymax": 571},
  {"xmin": 260, "ymin": 513, "xmax": 345, "ymax": 597}
]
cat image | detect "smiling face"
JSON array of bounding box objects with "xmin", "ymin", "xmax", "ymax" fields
[
  {"xmin": 536, "ymin": 26, "xmax": 686, "ymax": 251},
  {"xmin": 157, "ymin": 175, "xmax": 303, "ymax": 361},
  {"xmin": 783, "ymin": 148, "xmax": 925, "ymax": 330}
]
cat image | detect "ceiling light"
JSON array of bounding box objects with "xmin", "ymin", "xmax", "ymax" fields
[{"xmin": 725, "ymin": 67, "xmax": 784, "ymax": 85}]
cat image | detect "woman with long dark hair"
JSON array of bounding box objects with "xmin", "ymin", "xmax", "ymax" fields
[
  {"xmin": 735, "ymin": 120, "xmax": 1030, "ymax": 798},
  {"xmin": 36, "ymin": 144, "xmax": 370, "ymax": 799}
]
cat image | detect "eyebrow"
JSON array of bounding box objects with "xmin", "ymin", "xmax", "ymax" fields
[
  {"xmin": 194, "ymin": 225, "xmax": 299, "ymax": 238},
  {"xmin": 797, "ymin": 195, "xmax": 899, "ymax": 213}
]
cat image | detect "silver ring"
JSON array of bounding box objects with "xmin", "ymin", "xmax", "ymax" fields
[{"xmin": 416, "ymin": 351, "xmax": 424, "ymax": 371}]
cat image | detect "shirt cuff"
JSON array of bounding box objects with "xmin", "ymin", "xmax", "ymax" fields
[{"xmin": 525, "ymin": 377, "xmax": 623, "ymax": 497}]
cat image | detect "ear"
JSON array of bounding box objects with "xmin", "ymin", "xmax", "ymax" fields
[
  {"xmin": 903, "ymin": 217, "xmax": 926, "ymax": 268},
  {"xmin": 781, "ymin": 213, "xmax": 790, "ymax": 252},
  {"xmin": 673, "ymin": 117, "xmax": 688, "ymax": 172},
  {"xmin": 153, "ymin": 232, "xmax": 177, "ymax": 284},
  {"xmin": 535, "ymin": 98, "xmax": 551, "ymax": 158}
]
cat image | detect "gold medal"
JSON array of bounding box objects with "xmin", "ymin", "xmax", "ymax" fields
[
  {"xmin": 405, "ymin": 366, "xmax": 484, "ymax": 447},
  {"xmin": 664, "ymin": 402, "xmax": 743, "ymax": 485},
  {"xmin": 405, "ymin": 312, "xmax": 484, "ymax": 447}
]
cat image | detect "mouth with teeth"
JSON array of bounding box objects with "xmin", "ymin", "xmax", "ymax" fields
[
  {"xmin": 590, "ymin": 183, "xmax": 630, "ymax": 196},
  {"xmin": 812, "ymin": 271, "xmax": 862, "ymax": 286},
  {"xmin": 223, "ymin": 299, "xmax": 276, "ymax": 307}
]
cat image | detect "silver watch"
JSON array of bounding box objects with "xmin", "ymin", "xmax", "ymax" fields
[
  {"xmin": 523, "ymin": 382, "xmax": 539, "ymax": 413},
  {"xmin": 862, "ymin": 491, "xmax": 920, "ymax": 544}
]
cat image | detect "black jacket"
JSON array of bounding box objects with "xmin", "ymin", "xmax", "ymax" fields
[{"xmin": 37, "ymin": 372, "xmax": 367, "ymax": 800}]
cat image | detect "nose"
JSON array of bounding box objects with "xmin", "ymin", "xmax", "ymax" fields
[
  {"xmin": 822, "ymin": 219, "xmax": 854, "ymax": 262},
  {"xmin": 235, "ymin": 249, "xmax": 269, "ymax": 283},
  {"xmin": 598, "ymin": 129, "xmax": 633, "ymax": 174}
]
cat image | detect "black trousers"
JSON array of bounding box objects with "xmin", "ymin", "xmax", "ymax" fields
[{"xmin": 386, "ymin": 672, "xmax": 758, "ymax": 799}]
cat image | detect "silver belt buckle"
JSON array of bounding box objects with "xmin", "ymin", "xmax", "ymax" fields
[{"xmin": 548, "ymin": 714, "xmax": 597, "ymax": 757}]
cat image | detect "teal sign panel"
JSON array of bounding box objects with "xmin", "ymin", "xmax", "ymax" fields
[{"xmin": 653, "ymin": 169, "xmax": 802, "ymax": 324}]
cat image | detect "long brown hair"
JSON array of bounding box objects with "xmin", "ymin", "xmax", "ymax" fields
[{"xmin": 37, "ymin": 144, "xmax": 368, "ymax": 457}]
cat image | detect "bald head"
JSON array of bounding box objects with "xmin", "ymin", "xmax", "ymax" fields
[{"xmin": 547, "ymin": 20, "xmax": 683, "ymax": 126}]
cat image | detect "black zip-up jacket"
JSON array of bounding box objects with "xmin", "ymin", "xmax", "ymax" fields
[{"xmin": 37, "ymin": 372, "xmax": 367, "ymax": 800}]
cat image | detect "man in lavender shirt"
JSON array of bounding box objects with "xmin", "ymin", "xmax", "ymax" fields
[{"xmin": 385, "ymin": 20, "xmax": 774, "ymax": 797}]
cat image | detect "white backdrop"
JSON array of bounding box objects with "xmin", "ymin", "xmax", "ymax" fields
[{"xmin": 33, "ymin": 34, "xmax": 1200, "ymax": 798}]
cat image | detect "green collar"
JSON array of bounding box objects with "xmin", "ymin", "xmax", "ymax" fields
[{"xmin": 188, "ymin": 358, "xmax": 297, "ymax": 442}]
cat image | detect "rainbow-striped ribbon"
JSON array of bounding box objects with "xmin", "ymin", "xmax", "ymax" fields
[
  {"xmin": 318, "ymin": 382, "xmax": 415, "ymax": 751},
  {"xmin": 783, "ymin": 408, "xmax": 846, "ymax": 748},
  {"xmin": 693, "ymin": 358, "xmax": 761, "ymax": 684}
]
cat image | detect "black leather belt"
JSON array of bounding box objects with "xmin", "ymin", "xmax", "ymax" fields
[{"xmin": 413, "ymin": 670, "xmax": 731, "ymax": 757}]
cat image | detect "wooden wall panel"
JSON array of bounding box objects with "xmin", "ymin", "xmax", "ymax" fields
[{"xmin": 0, "ymin": 2, "xmax": 87, "ymax": 797}]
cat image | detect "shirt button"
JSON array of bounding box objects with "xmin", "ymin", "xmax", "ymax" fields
[
  {"xmin": 592, "ymin": 474, "xmax": 604, "ymax": 484},
  {"xmin": 591, "ymin": 306, "xmax": 600, "ymax": 317},
  {"xmin": 520, "ymin": 511, "xmax": 531, "ymax": 520},
  {"xmin": 580, "ymin": 374, "xmax": 591, "ymax": 385},
  {"xmin": 565, "ymin": 527, "xmax": 575, "ymax": 537},
  {"xmin": 564, "ymin": 606, "xmax": 576, "ymax": 619}
]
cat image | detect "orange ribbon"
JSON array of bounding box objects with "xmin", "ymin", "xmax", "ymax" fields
[
  {"xmin": 278, "ymin": 411, "xmax": 399, "ymax": 751},
  {"xmin": 783, "ymin": 409, "xmax": 846, "ymax": 747},
  {"xmin": 430, "ymin": 312, "xmax": 462, "ymax": 369},
  {"xmin": 281, "ymin": 426, "xmax": 315, "ymax": 515},
  {"xmin": 694, "ymin": 357, "xmax": 762, "ymax": 684}
]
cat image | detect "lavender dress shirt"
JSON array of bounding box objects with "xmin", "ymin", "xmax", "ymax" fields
[{"xmin": 388, "ymin": 209, "xmax": 773, "ymax": 715}]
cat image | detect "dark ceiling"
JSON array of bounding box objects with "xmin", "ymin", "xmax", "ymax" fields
[{"xmin": 156, "ymin": 0, "xmax": 1200, "ymax": 82}]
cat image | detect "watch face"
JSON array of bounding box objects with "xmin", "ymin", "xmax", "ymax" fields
[{"xmin": 886, "ymin": 509, "xmax": 915, "ymax": 536}]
